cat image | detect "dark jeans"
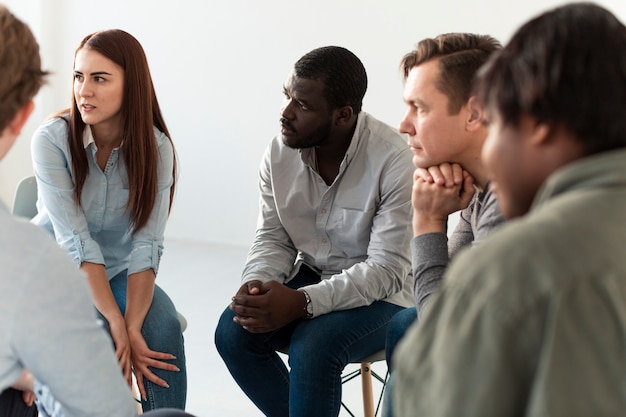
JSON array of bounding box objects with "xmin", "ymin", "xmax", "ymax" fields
[
  {"xmin": 384, "ymin": 307, "xmax": 417, "ymax": 369},
  {"xmin": 215, "ymin": 265, "xmax": 403, "ymax": 417},
  {"xmin": 382, "ymin": 307, "xmax": 418, "ymax": 417},
  {"xmin": 144, "ymin": 409, "xmax": 196, "ymax": 417}
]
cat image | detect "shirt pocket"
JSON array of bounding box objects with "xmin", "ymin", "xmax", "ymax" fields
[
  {"xmin": 104, "ymin": 188, "xmax": 130, "ymax": 231},
  {"xmin": 335, "ymin": 205, "xmax": 376, "ymax": 258}
]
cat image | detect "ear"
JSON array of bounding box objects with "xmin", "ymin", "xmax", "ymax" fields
[
  {"xmin": 519, "ymin": 114, "xmax": 550, "ymax": 146},
  {"xmin": 465, "ymin": 96, "xmax": 484, "ymax": 132},
  {"xmin": 7, "ymin": 100, "xmax": 35, "ymax": 136},
  {"xmin": 334, "ymin": 105, "xmax": 354, "ymax": 126}
]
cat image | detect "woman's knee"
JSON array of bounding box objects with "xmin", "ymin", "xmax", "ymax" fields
[{"xmin": 145, "ymin": 307, "xmax": 182, "ymax": 335}]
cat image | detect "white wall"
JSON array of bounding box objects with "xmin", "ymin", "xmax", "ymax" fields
[{"xmin": 2, "ymin": 0, "xmax": 626, "ymax": 246}]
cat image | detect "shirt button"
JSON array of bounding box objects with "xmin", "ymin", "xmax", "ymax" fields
[
  {"xmin": 322, "ymin": 239, "xmax": 327, "ymax": 244},
  {"xmin": 321, "ymin": 208, "xmax": 327, "ymax": 214}
]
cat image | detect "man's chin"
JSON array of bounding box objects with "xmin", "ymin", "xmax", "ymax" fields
[
  {"xmin": 281, "ymin": 135, "xmax": 299, "ymax": 149},
  {"xmin": 412, "ymin": 154, "xmax": 433, "ymax": 169},
  {"xmin": 282, "ymin": 135, "xmax": 314, "ymax": 150}
]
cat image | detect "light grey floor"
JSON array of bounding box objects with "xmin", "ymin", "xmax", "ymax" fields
[{"xmin": 157, "ymin": 239, "xmax": 389, "ymax": 417}]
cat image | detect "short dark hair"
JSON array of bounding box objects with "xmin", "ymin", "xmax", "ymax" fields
[
  {"xmin": 475, "ymin": 2, "xmax": 626, "ymax": 155},
  {"xmin": 401, "ymin": 33, "xmax": 501, "ymax": 114},
  {"xmin": 294, "ymin": 46, "xmax": 367, "ymax": 113}
]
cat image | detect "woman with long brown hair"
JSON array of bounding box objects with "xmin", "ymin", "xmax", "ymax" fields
[{"xmin": 30, "ymin": 29, "xmax": 186, "ymax": 412}]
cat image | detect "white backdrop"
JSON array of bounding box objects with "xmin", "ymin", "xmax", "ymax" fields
[{"xmin": 2, "ymin": 0, "xmax": 625, "ymax": 246}]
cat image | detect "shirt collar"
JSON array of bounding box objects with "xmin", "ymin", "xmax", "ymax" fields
[
  {"xmin": 343, "ymin": 112, "xmax": 365, "ymax": 166},
  {"xmin": 532, "ymin": 148, "xmax": 626, "ymax": 212},
  {"xmin": 82, "ymin": 126, "xmax": 124, "ymax": 150},
  {"xmin": 82, "ymin": 126, "xmax": 95, "ymax": 149}
]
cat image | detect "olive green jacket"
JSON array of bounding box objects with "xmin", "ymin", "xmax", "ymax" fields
[{"xmin": 394, "ymin": 149, "xmax": 626, "ymax": 417}]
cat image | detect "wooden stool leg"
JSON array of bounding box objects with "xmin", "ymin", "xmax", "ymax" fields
[{"xmin": 361, "ymin": 362, "xmax": 375, "ymax": 417}]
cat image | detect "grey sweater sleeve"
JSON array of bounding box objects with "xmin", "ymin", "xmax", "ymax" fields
[
  {"xmin": 411, "ymin": 188, "xmax": 505, "ymax": 313},
  {"xmin": 411, "ymin": 207, "xmax": 474, "ymax": 313},
  {"xmin": 411, "ymin": 232, "xmax": 451, "ymax": 312}
]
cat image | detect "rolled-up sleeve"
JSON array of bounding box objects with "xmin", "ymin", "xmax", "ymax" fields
[{"xmin": 31, "ymin": 120, "xmax": 104, "ymax": 268}]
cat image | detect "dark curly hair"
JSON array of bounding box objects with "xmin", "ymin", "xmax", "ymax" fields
[
  {"xmin": 475, "ymin": 2, "xmax": 626, "ymax": 155},
  {"xmin": 294, "ymin": 46, "xmax": 367, "ymax": 113}
]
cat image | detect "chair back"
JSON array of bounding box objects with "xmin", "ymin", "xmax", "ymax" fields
[{"xmin": 12, "ymin": 176, "xmax": 38, "ymax": 219}]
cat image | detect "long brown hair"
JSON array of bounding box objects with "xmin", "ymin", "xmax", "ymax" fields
[{"xmin": 63, "ymin": 29, "xmax": 176, "ymax": 231}]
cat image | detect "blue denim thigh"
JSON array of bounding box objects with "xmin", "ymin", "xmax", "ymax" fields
[
  {"xmin": 384, "ymin": 307, "xmax": 417, "ymax": 369},
  {"xmin": 98, "ymin": 270, "xmax": 187, "ymax": 411}
]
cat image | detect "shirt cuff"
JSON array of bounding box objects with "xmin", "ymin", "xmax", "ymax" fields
[
  {"xmin": 70, "ymin": 235, "xmax": 104, "ymax": 268},
  {"xmin": 34, "ymin": 379, "xmax": 65, "ymax": 417},
  {"xmin": 128, "ymin": 239, "xmax": 161, "ymax": 276}
]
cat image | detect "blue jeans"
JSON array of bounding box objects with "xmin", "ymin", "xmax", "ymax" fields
[
  {"xmin": 384, "ymin": 307, "xmax": 417, "ymax": 369},
  {"xmin": 382, "ymin": 307, "xmax": 417, "ymax": 417},
  {"xmin": 98, "ymin": 271, "xmax": 187, "ymax": 411},
  {"xmin": 214, "ymin": 266, "xmax": 403, "ymax": 417},
  {"xmin": 143, "ymin": 410, "xmax": 196, "ymax": 417},
  {"xmin": 381, "ymin": 373, "xmax": 397, "ymax": 417}
]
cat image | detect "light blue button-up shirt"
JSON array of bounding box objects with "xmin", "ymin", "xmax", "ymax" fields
[
  {"xmin": 31, "ymin": 116, "xmax": 174, "ymax": 279},
  {"xmin": 243, "ymin": 112, "xmax": 415, "ymax": 316}
]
